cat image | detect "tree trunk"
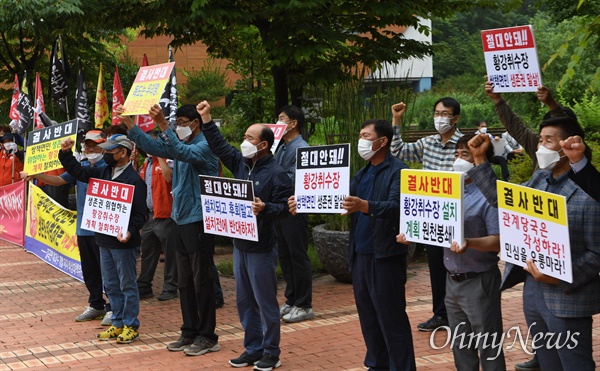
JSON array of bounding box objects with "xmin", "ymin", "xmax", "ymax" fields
[
  {"xmin": 272, "ymin": 65, "xmax": 288, "ymax": 115},
  {"xmin": 290, "ymin": 85, "xmax": 303, "ymax": 108}
]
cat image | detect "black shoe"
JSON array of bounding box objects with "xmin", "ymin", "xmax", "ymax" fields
[
  {"xmin": 166, "ymin": 336, "xmax": 194, "ymax": 351},
  {"xmin": 253, "ymin": 353, "xmax": 281, "ymax": 371},
  {"xmin": 183, "ymin": 336, "xmax": 220, "ymax": 356},
  {"xmin": 215, "ymin": 297, "xmax": 224, "ymax": 309},
  {"xmin": 417, "ymin": 315, "xmax": 448, "ymax": 332},
  {"xmin": 229, "ymin": 351, "xmax": 263, "ymax": 368},
  {"xmin": 139, "ymin": 290, "xmax": 153, "ymax": 299},
  {"xmin": 514, "ymin": 357, "xmax": 540, "ymax": 371},
  {"xmin": 157, "ymin": 291, "xmax": 178, "ymax": 301}
]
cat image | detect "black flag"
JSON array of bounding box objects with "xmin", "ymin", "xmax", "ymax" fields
[
  {"xmin": 75, "ymin": 58, "xmax": 91, "ymax": 133},
  {"xmin": 159, "ymin": 46, "xmax": 177, "ymax": 128},
  {"xmin": 17, "ymin": 71, "xmax": 33, "ymax": 136},
  {"xmin": 50, "ymin": 35, "xmax": 70, "ymax": 114}
]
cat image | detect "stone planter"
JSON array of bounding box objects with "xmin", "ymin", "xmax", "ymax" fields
[{"xmin": 312, "ymin": 224, "xmax": 352, "ymax": 283}]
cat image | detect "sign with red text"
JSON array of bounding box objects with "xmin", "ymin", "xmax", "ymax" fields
[
  {"xmin": 400, "ymin": 169, "xmax": 464, "ymax": 248},
  {"xmin": 0, "ymin": 181, "xmax": 26, "ymax": 246},
  {"xmin": 199, "ymin": 175, "xmax": 258, "ymax": 242},
  {"xmin": 481, "ymin": 25, "xmax": 542, "ymax": 92},
  {"xmin": 81, "ymin": 178, "xmax": 134, "ymax": 237},
  {"xmin": 497, "ymin": 181, "xmax": 571, "ymax": 283},
  {"xmin": 294, "ymin": 144, "xmax": 350, "ymax": 214},
  {"xmin": 265, "ymin": 123, "xmax": 287, "ymax": 154},
  {"xmin": 24, "ymin": 119, "xmax": 79, "ymax": 175},
  {"xmin": 123, "ymin": 62, "xmax": 175, "ymax": 115}
]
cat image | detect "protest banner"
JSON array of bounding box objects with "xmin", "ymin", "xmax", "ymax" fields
[
  {"xmin": 0, "ymin": 181, "xmax": 26, "ymax": 246},
  {"xmin": 264, "ymin": 123, "xmax": 287, "ymax": 154},
  {"xmin": 81, "ymin": 178, "xmax": 134, "ymax": 237},
  {"xmin": 400, "ymin": 169, "xmax": 464, "ymax": 248},
  {"xmin": 24, "ymin": 182, "xmax": 82, "ymax": 281},
  {"xmin": 123, "ymin": 62, "xmax": 175, "ymax": 115},
  {"xmin": 23, "ymin": 119, "xmax": 78, "ymax": 175},
  {"xmin": 294, "ymin": 144, "xmax": 350, "ymax": 214},
  {"xmin": 497, "ymin": 180, "xmax": 572, "ymax": 283},
  {"xmin": 199, "ymin": 175, "xmax": 258, "ymax": 242},
  {"xmin": 481, "ymin": 25, "xmax": 542, "ymax": 93}
]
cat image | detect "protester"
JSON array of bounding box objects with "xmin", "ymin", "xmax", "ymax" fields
[
  {"xmin": 390, "ymin": 99, "xmax": 464, "ymax": 331},
  {"xmin": 136, "ymin": 134, "xmax": 178, "ymax": 301},
  {"xmin": 118, "ymin": 104, "xmax": 222, "ymax": 356},
  {"xmin": 59, "ymin": 134, "xmax": 147, "ymax": 344},
  {"xmin": 468, "ymin": 118, "xmax": 600, "ymax": 371},
  {"xmin": 399, "ymin": 134, "xmax": 505, "ymax": 370},
  {"xmin": 560, "ymin": 135, "xmax": 600, "ymax": 202},
  {"xmin": 0, "ymin": 133, "xmax": 24, "ymax": 186},
  {"xmin": 21, "ymin": 129, "xmax": 113, "ymax": 325},
  {"xmin": 501, "ymin": 131, "xmax": 524, "ymax": 162},
  {"xmin": 198, "ymin": 100, "xmax": 291, "ymax": 371},
  {"xmin": 273, "ymin": 105, "xmax": 314, "ymax": 323},
  {"xmin": 476, "ymin": 121, "xmax": 510, "ymax": 181}
]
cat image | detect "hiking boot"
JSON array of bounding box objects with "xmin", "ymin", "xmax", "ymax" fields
[
  {"xmin": 253, "ymin": 353, "xmax": 281, "ymax": 371},
  {"xmin": 97, "ymin": 326, "xmax": 123, "ymax": 341},
  {"xmin": 282, "ymin": 307, "xmax": 315, "ymax": 323},
  {"xmin": 116, "ymin": 325, "xmax": 139, "ymax": 344},
  {"xmin": 229, "ymin": 351, "xmax": 263, "ymax": 368},
  {"xmin": 514, "ymin": 357, "xmax": 540, "ymax": 371},
  {"xmin": 74, "ymin": 306, "xmax": 106, "ymax": 322},
  {"xmin": 101, "ymin": 311, "xmax": 113, "ymax": 326},
  {"xmin": 167, "ymin": 336, "xmax": 194, "ymax": 351},
  {"xmin": 183, "ymin": 336, "xmax": 220, "ymax": 356},
  {"xmin": 157, "ymin": 291, "xmax": 178, "ymax": 301},
  {"xmin": 417, "ymin": 315, "xmax": 449, "ymax": 332},
  {"xmin": 279, "ymin": 303, "xmax": 293, "ymax": 318}
]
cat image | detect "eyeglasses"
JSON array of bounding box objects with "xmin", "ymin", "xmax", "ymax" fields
[
  {"xmin": 433, "ymin": 111, "xmax": 455, "ymax": 118},
  {"xmin": 176, "ymin": 119, "xmax": 193, "ymax": 126}
]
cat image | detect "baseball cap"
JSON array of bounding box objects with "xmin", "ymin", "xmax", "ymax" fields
[
  {"xmin": 84, "ymin": 130, "xmax": 107, "ymax": 143},
  {"xmin": 2, "ymin": 133, "xmax": 15, "ymax": 142},
  {"xmin": 98, "ymin": 134, "xmax": 133, "ymax": 150}
]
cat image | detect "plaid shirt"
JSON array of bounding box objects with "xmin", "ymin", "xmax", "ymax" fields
[
  {"xmin": 391, "ymin": 127, "xmax": 463, "ymax": 171},
  {"xmin": 469, "ymin": 162, "xmax": 600, "ymax": 318}
]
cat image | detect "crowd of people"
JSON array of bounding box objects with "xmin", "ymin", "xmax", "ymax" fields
[{"xmin": 5, "ymin": 78, "xmax": 599, "ymax": 371}]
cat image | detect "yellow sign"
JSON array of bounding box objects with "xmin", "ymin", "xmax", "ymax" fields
[
  {"xmin": 23, "ymin": 119, "xmax": 78, "ymax": 175},
  {"xmin": 496, "ymin": 181, "xmax": 567, "ymax": 225},
  {"xmin": 123, "ymin": 62, "xmax": 175, "ymax": 115},
  {"xmin": 401, "ymin": 169, "xmax": 462, "ymax": 199}
]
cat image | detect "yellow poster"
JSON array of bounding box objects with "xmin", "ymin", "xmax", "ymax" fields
[
  {"xmin": 123, "ymin": 62, "xmax": 175, "ymax": 115},
  {"xmin": 23, "ymin": 119, "xmax": 78, "ymax": 175}
]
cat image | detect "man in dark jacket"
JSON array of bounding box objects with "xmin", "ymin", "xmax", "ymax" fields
[
  {"xmin": 197, "ymin": 100, "xmax": 291, "ymax": 371},
  {"xmin": 345, "ymin": 119, "xmax": 416, "ymax": 371},
  {"xmin": 59, "ymin": 134, "xmax": 147, "ymax": 344}
]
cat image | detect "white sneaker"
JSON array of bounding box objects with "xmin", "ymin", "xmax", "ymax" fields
[
  {"xmin": 279, "ymin": 303, "xmax": 293, "ymax": 318},
  {"xmin": 282, "ymin": 307, "xmax": 315, "ymax": 323},
  {"xmin": 74, "ymin": 306, "xmax": 106, "ymax": 322},
  {"xmin": 101, "ymin": 311, "xmax": 113, "ymax": 326}
]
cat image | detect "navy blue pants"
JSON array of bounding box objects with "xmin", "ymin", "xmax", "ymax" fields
[{"xmin": 352, "ymin": 254, "xmax": 416, "ymax": 371}]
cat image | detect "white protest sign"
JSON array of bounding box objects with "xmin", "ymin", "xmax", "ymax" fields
[
  {"xmin": 497, "ymin": 181, "xmax": 572, "ymax": 283},
  {"xmin": 199, "ymin": 175, "xmax": 258, "ymax": 242},
  {"xmin": 81, "ymin": 178, "xmax": 134, "ymax": 237},
  {"xmin": 400, "ymin": 169, "xmax": 464, "ymax": 248},
  {"xmin": 481, "ymin": 25, "xmax": 542, "ymax": 93},
  {"xmin": 294, "ymin": 144, "xmax": 350, "ymax": 214}
]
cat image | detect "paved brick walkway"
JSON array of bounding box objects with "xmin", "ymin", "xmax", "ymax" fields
[{"xmin": 1, "ymin": 239, "xmax": 598, "ymax": 370}]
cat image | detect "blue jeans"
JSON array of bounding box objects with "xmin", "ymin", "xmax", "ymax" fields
[
  {"xmin": 100, "ymin": 246, "xmax": 140, "ymax": 329},
  {"xmin": 234, "ymin": 247, "xmax": 280, "ymax": 357}
]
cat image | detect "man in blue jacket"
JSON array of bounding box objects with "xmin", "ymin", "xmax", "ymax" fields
[
  {"xmin": 345, "ymin": 119, "xmax": 415, "ymax": 371},
  {"xmin": 58, "ymin": 134, "xmax": 147, "ymax": 344},
  {"xmin": 117, "ymin": 104, "xmax": 221, "ymax": 356},
  {"xmin": 197, "ymin": 100, "xmax": 291, "ymax": 371}
]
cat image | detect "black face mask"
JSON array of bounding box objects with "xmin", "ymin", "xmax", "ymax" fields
[{"xmin": 103, "ymin": 152, "xmax": 118, "ymax": 167}]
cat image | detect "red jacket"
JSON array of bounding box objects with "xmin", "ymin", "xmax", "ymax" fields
[
  {"xmin": 139, "ymin": 157, "xmax": 173, "ymax": 219},
  {"xmin": 0, "ymin": 150, "xmax": 23, "ymax": 186}
]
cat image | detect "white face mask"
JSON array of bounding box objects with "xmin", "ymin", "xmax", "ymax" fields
[
  {"xmin": 357, "ymin": 138, "xmax": 382, "ymax": 161},
  {"xmin": 3, "ymin": 142, "xmax": 17, "ymax": 153},
  {"xmin": 453, "ymin": 158, "xmax": 474, "ymax": 173},
  {"xmin": 479, "ymin": 127, "xmax": 487, "ymax": 134},
  {"xmin": 536, "ymin": 145, "xmax": 564, "ymax": 170},
  {"xmin": 86, "ymin": 152, "xmax": 103, "ymax": 164},
  {"xmin": 175, "ymin": 123, "xmax": 194, "ymax": 141},
  {"xmin": 240, "ymin": 140, "xmax": 259, "ymax": 158},
  {"xmin": 434, "ymin": 117, "xmax": 453, "ymax": 134}
]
